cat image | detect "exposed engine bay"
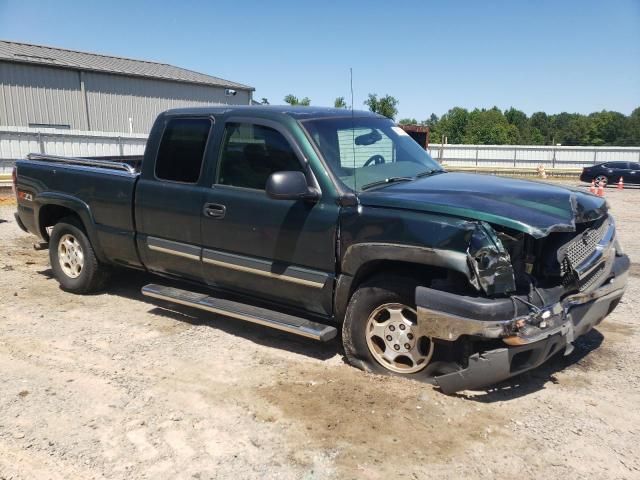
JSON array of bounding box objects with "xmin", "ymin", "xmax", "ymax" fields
[
  {"xmin": 414, "ymin": 205, "xmax": 628, "ymax": 394},
  {"xmin": 466, "ymin": 213, "xmax": 614, "ymax": 299}
]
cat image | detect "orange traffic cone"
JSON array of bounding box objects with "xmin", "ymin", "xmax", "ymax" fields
[
  {"xmin": 617, "ymin": 177, "xmax": 624, "ymax": 190},
  {"xmin": 597, "ymin": 183, "xmax": 605, "ymax": 196},
  {"xmin": 589, "ymin": 179, "xmax": 596, "ymax": 194}
]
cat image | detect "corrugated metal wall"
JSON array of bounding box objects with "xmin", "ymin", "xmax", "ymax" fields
[
  {"xmin": 84, "ymin": 72, "xmax": 250, "ymax": 133},
  {"xmin": 0, "ymin": 62, "xmax": 251, "ymax": 134},
  {"xmin": 0, "ymin": 63, "xmax": 89, "ymax": 129},
  {"xmin": 0, "ymin": 126, "xmax": 147, "ymax": 176}
]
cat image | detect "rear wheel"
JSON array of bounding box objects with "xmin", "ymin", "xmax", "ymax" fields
[
  {"xmin": 342, "ymin": 277, "xmax": 435, "ymax": 378},
  {"xmin": 49, "ymin": 217, "xmax": 110, "ymax": 293}
]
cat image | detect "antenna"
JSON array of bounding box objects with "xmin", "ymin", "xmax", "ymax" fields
[
  {"xmin": 350, "ymin": 67, "xmax": 354, "ymax": 111},
  {"xmin": 350, "ymin": 67, "xmax": 356, "ymax": 190}
]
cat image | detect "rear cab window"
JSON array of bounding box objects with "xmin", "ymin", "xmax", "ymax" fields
[{"xmin": 155, "ymin": 117, "xmax": 212, "ymax": 183}]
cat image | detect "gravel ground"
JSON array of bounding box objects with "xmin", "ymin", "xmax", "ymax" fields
[{"xmin": 0, "ymin": 182, "xmax": 639, "ymax": 479}]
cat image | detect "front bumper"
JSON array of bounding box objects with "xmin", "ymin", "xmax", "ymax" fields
[{"xmin": 416, "ymin": 253, "xmax": 629, "ymax": 394}]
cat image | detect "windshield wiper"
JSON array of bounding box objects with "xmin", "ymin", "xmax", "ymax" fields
[
  {"xmin": 360, "ymin": 169, "xmax": 445, "ymax": 191},
  {"xmin": 361, "ymin": 177, "xmax": 414, "ymax": 191},
  {"xmin": 415, "ymin": 169, "xmax": 445, "ymax": 178}
]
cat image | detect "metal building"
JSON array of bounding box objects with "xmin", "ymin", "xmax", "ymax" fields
[{"xmin": 0, "ymin": 40, "xmax": 254, "ymax": 134}]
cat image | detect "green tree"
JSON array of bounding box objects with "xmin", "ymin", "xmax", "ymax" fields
[
  {"xmin": 433, "ymin": 107, "xmax": 469, "ymax": 143},
  {"xmin": 398, "ymin": 118, "xmax": 418, "ymax": 125},
  {"xmin": 529, "ymin": 112, "xmax": 551, "ymax": 145},
  {"xmin": 463, "ymin": 107, "xmax": 518, "ymax": 145},
  {"xmin": 588, "ymin": 110, "xmax": 629, "ymax": 145},
  {"xmin": 334, "ymin": 96, "xmax": 348, "ymax": 109},
  {"xmin": 284, "ymin": 94, "xmax": 311, "ymax": 106},
  {"xmin": 387, "ymin": 105, "xmax": 640, "ymax": 146},
  {"xmin": 260, "ymin": 97, "xmax": 270, "ymax": 105},
  {"xmin": 504, "ymin": 107, "xmax": 531, "ymax": 143},
  {"xmin": 553, "ymin": 113, "xmax": 591, "ymax": 145},
  {"xmin": 626, "ymin": 107, "xmax": 640, "ymax": 145},
  {"xmin": 424, "ymin": 113, "xmax": 439, "ymax": 127},
  {"xmin": 364, "ymin": 94, "xmax": 399, "ymax": 120}
]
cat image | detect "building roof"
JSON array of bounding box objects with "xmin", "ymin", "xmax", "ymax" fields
[{"xmin": 0, "ymin": 39, "xmax": 253, "ymax": 91}]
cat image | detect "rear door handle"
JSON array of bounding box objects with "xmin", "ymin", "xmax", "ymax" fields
[{"xmin": 203, "ymin": 203, "xmax": 226, "ymax": 219}]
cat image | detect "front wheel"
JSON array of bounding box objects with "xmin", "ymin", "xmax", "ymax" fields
[
  {"xmin": 49, "ymin": 217, "xmax": 110, "ymax": 293},
  {"xmin": 342, "ymin": 278, "xmax": 435, "ymax": 378},
  {"xmin": 594, "ymin": 175, "xmax": 609, "ymax": 187}
]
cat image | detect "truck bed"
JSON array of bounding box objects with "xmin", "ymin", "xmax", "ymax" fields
[{"xmin": 15, "ymin": 154, "xmax": 142, "ymax": 268}]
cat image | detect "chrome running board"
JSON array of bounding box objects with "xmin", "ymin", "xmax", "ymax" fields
[{"xmin": 141, "ymin": 283, "xmax": 337, "ymax": 342}]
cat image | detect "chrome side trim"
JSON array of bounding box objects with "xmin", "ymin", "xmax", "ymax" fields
[
  {"xmin": 147, "ymin": 236, "xmax": 201, "ymax": 261},
  {"xmin": 202, "ymin": 249, "xmax": 327, "ymax": 289},
  {"xmin": 145, "ymin": 237, "xmax": 328, "ymax": 289},
  {"xmin": 27, "ymin": 153, "xmax": 136, "ymax": 174}
]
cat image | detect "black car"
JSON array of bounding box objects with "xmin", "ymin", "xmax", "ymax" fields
[{"xmin": 580, "ymin": 161, "xmax": 640, "ymax": 186}]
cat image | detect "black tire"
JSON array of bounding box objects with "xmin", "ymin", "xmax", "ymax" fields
[
  {"xmin": 49, "ymin": 216, "xmax": 110, "ymax": 293},
  {"xmin": 342, "ymin": 276, "xmax": 435, "ymax": 379},
  {"xmin": 594, "ymin": 175, "xmax": 610, "ymax": 187}
]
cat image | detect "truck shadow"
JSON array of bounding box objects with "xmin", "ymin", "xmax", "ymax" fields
[
  {"xmin": 106, "ymin": 269, "xmax": 339, "ymax": 362},
  {"xmin": 37, "ymin": 267, "xmax": 607, "ymax": 394},
  {"xmin": 452, "ymin": 329, "xmax": 604, "ymax": 402},
  {"xmin": 38, "ymin": 267, "xmax": 338, "ymax": 361}
]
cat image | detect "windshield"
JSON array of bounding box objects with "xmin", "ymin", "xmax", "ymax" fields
[{"xmin": 302, "ymin": 117, "xmax": 443, "ymax": 191}]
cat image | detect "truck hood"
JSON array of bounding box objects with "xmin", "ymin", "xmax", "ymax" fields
[{"xmin": 357, "ymin": 172, "xmax": 607, "ymax": 238}]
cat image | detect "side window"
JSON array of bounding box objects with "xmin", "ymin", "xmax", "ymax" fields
[
  {"xmin": 155, "ymin": 118, "xmax": 212, "ymax": 183},
  {"xmin": 217, "ymin": 123, "xmax": 302, "ymax": 189},
  {"xmin": 607, "ymin": 162, "xmax": 629, "ymax": 169}
]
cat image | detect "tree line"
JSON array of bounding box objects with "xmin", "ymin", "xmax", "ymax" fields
[
  {"xmin": 268, "ymin": 94, "xmax": 640, "ymax": 146},
  {"xmin": 399, "ymin": 106, "xmax": 640, "ymax": 146}
]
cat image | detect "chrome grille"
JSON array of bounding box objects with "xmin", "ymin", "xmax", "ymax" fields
[
  {"xmin": 560, "ymin": 219, "xmax": 609, "ymax": 274},
  {"xmin": 579, "ymin": 263, "xmax": 606, "ymax": 291}
]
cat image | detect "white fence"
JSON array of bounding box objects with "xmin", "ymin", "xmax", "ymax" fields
[
  {"xmin": 427, "ymin": 144, "xmax": 640, "ymax": 169},
  {"xmin": 0, "ymin": 126, "xmax": 147, "ymax": 175},
  {"xmin": 3, "ymin": 127, "xmax": 640, "ymax": 177}
]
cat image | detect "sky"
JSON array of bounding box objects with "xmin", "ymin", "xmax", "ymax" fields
[{"xmin": 0, "ymin": 0, "xmax": 639, "ymax": 120}]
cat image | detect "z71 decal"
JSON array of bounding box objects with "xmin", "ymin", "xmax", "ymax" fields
[{"xmin": 18, "ymin": 190, "xmax": 33, "ymax": 202}]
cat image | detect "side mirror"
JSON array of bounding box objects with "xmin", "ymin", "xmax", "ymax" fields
[{"xmin": 266, "ymin": 171, "xmax": 319, "ymax": 201}]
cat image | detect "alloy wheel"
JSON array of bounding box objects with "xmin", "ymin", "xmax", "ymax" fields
[
  {"xmin": 365, "ymin": 303, "xmax": 434, "ymax": 374},
  {"xmin": 58, "ymin": 233, "xmax": 84, "ymax": 278}
]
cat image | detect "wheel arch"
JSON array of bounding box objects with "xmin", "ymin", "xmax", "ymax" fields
[
  {"xmin": 36, "ymin": 194, "xmax": 106, "ymax": 262},
  {"xmin": 334, "ymin": 243, "xmax": 471, "ymax": 323}
]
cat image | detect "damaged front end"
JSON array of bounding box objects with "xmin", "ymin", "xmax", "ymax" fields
[
  {"xmin": 355, "ymin": 177, "xmax": 628, "ymax": 392},
  {"xmin": 466, "ymin": 221, "xmax": 516, "ymax": 297},
  {"xmin": 417, "ymin": 213, "xmax": 629, "ymax": 394}
]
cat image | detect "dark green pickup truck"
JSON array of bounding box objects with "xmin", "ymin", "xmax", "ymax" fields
[{"xmin": 13, "ymin": 106, "xmax": 629, "ymax": 393}]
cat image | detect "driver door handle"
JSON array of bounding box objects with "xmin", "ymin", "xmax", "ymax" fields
[{"xmin": 203, "ymin": 203, "xmax": 226, "ymax": 219}]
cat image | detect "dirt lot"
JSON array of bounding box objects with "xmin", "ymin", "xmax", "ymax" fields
[{"xmin": 1, "ymin": 183, "xmax": 639, "ymax": 479}]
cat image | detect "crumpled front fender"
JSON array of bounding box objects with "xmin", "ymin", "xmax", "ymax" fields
[{"xmin": 466, "ymin": 221, "xmax": 516, "ymax": 296}]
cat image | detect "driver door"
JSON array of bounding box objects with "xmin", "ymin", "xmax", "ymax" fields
[{"xmin": 200, "ymin": 119, "xmax": 339, "ymax": 315}]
